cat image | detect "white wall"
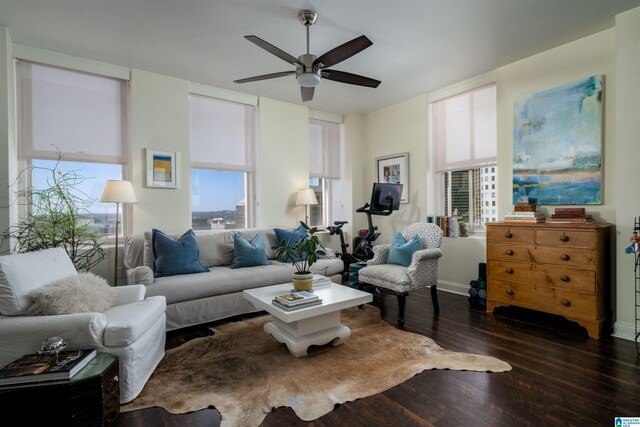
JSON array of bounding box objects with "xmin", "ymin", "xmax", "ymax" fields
[
  {"xmin": 257, "ymin": 97, "xmax": 309, "ymax": 228},
  {"xmin": 614, "ymin": 6, "xmax": 640, "ymax": 340},
  {"xmin": 130, "ymin": 69, "xmax": 192, "ymax": 235}
]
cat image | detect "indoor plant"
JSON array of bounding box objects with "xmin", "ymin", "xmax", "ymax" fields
[
  {"xmin": 1, "ymin": 156, "xmax": 107, "ymax": 271},
  {"xmin": 275, "ymin": 221, "xmax": 326, "ymax": 291}
]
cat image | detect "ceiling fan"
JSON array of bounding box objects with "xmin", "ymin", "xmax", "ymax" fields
[{"xmin": 234, "ymin": 10, "xmax": 381, "ymax": 102}]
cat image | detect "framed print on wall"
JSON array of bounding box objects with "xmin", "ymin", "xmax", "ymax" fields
[
  {"xmin": 146, "ymin": 149, "xmax": 177, "ymax": 188},
  {"xmin": 376, "ymin": 152, "xmax": 409, "ymax": 203}
]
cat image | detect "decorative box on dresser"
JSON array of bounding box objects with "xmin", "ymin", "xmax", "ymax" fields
[{"xmin": 486, "ymin": 222, "xmax": 611, "ymax": 339}]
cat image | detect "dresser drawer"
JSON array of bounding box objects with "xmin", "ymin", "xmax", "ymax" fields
[
  {"xmin": 488, "ymin": 279, "xmax": 597, "ymax": 321},
  {"xmin": 536, "ymin": 229, "xmax": 596, "ymax": 249},
  {"xmin": 487, "ymin": 226, "xmax": 535, "ymax": 244},
  {"xmin": 486, "ymin": 243, "xmax": 533, "ymax": 263},
  {"xmin": 530, "ymin": 246, "xmax": 596, "ymax": 268},
  {"xmin": 487, "ymin": 260, "xmax": 596, "ymax": 293}
]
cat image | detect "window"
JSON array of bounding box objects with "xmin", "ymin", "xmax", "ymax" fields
[
  {"xmin": 189, "ymin": 94, "xmax": 256, "ymax": 230},
  {"xmin": 432, "ymin": 84, "xmax": 497, "ymax": 230},
  {"xmin": 16, "ymin": 60, "xmax": 129, "ymax": 237},
  {"xmin": 308, "ymin": 119, "xmax": 341, "ymax": 226}
]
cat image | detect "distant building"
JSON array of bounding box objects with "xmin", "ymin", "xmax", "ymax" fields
[{"xmin": 235, "ymin": 199, "xmax": 245, "ymax": 229}]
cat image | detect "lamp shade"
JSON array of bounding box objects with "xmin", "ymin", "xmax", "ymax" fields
[
  {"xmin": 100, "ymin": 180, "xmax": 137, "ymax": 203},
  {"xmin": 296, "ymin": 188, "xmax": 318, "ymax": 206}
]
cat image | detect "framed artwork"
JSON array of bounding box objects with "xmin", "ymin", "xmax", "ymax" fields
[
  {"xmin": 512, "ymin": 75, "xmax": 603, "ymax": 205},
  {"xmin": 146, "ymin": 149, "xmax": 177, "ymax": 188},
  {"xmin": 376, "ymin": 152, "xmax": 409, "ymax": 203}
]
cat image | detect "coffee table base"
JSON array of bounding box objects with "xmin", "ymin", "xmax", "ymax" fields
[{"xmin": 264, "ymin": 311, "xmax": 351, "ymax": 357}]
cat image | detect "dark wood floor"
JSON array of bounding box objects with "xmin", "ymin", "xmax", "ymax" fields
[{"xmin": 114, "ymin": 287, "xmax": 640, "ymax": 427}]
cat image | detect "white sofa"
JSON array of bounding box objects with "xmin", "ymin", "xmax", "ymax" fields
[
  {"xmin": 124, "ymin": 227, "xmax": 344, "ymax": 331},
  {"xmin": 0, "ymin": 248, "xmax": 166, "ymax": 403}
]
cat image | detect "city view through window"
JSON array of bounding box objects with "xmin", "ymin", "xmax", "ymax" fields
[{"xmin": 191, "ymin": 169, "xmax": 246, "ymax": 230}]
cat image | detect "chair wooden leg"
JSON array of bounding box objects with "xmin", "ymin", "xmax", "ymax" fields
[
  {"xmin": 396, "ymin": 292, "xmax": 408, "ymax": 326},
  {"xmin": 431, "ymin": 285, "xmax": 440, "ymax": 312}
]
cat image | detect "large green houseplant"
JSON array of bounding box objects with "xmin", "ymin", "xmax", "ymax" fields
[
  {"xmin": 1, "ymin": 157, "xmax": 107, "ymax": 271},
  {"xmin": 275, "ymin": 221, "xmax": 326, "ymax": 291}
]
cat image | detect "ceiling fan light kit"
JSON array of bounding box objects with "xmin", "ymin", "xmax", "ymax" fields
[{"xmin": 234, "ymin": 9, "xmax": 380, "ymax": 102}]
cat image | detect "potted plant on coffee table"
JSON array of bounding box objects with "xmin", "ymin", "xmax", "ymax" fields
[{"xmin": 275, "ymin": 221, "xmax": 326, "ymax": 291}]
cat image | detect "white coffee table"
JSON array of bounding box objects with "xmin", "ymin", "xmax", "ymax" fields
[{"xmin": 243, "ymin": 283, "xmax": 373, "ymax": 357}]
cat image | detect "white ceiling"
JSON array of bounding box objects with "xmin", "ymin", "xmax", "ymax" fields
[{"xmin": 1, "ymin": 0, "xmax": 639, "ymax": 115}]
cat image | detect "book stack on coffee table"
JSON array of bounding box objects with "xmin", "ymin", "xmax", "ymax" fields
[{"xmin": 272, "ymin": 290, "xmax": 322, "ymax": 311}]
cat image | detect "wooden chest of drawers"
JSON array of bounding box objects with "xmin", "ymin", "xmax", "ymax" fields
[{"xmin": 486, "ymin": 222, "xmax": 611, "ymax": 338}]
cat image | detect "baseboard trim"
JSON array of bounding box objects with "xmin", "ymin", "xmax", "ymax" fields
[
  {"xmin": 437, "ymin": 280, "xmax": 469, "ymax": 296},
  {"xmin": 613, "ymin": 321, "xmax": 636, "ymax": 342}
]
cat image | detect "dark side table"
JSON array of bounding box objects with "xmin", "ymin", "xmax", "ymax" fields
[{"xmin": 0, "ymin": 353, "xmax": 120, "ymax": 426}]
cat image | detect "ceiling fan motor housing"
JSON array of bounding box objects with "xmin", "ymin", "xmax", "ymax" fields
[{"xmin": 296, "ymin": 53, "xmax": 321, "ymax": 87}]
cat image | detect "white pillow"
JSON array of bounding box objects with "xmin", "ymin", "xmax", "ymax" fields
[{"xmin": 28, "ymin": 273, "xmax": 117, "ymax": 315}]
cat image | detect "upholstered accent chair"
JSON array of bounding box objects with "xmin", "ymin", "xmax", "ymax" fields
[
  {"xmin": 0, "ymin": 248, "xmax": 167, "ymax": 403},
  {"xmin": 358, "ymin": 223, "xmax": 444, "ymax": 325}
]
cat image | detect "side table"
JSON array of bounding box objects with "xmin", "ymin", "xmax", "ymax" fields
[{"xmin": 0, "ymin": 353, "xmax": 120, "ymax": 426}]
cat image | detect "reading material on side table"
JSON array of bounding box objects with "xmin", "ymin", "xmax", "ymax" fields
[
  {"xmin": 0, "ymin": 353, "xmax": 120, "ymax": 426},
  {"xmin": 0, "ymin": 348, "xmax": 97, "ymax": 386},
  {"xmin": 273, "ymin": 290, "xmax": 323, "ymax": 311}
]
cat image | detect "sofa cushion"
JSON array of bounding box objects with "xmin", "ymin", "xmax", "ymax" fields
[
  {"xmin": 152, "ymin": 229, "xmax": 208, "ymax": 278},
  {"xmin": 28, "ymin": 272, "xmax": 117, "ymax": 315},
  {"xmin": 0, "ymin": 248, "xmax": 78, "ymax": 316},
  {"xmin": 387, "ymin": 232, "xmax": 423, "ymax": 267},
  {"xmin": 230, "ymin": 233, "xmax": 269, "ymax": 269},
  {"xmin": 103, "ymin": 295, "xmax": 167, "ymax": 346},
  {"xmin": 144, "ymin": 258, "xmax": 344, "ymax": 305}
]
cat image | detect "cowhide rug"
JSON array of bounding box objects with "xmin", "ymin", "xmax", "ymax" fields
[{"xmin": 122, "ymin": 305, "xmax": 511, "ymax": 426}]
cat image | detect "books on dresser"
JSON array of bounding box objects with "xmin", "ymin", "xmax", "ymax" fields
[
  {"xmin": 546, "ymin": 207, "xmax": 593, "ymax": 224},
  {"xmin": 273, "ymin": 290, "xmax": 322, "ymax": 311},
  {"xmin": 0, "ymin": 348, "xmax": 97, "ymax": 386}
]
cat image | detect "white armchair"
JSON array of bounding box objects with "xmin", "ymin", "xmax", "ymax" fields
[
  {"xmin": 0, "ymin": 248, "xmax": 166, "ymax": 403},
  {"xmin": 358, "ymin": 223, "xmax": 444, "ymax": 326}
]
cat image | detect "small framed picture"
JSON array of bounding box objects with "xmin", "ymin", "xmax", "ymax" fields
[
  {"xmin": 376, "ymin": 152, "xmax": 409, "ymax": 203},
  {"xmin": 146, "ymin": 149, "xmax": 177, "ymax": 188}
]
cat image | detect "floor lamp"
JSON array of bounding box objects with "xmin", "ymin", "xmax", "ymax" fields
[
  {"xmin": 296, "ymin": 188, "xmax": 318, "ymax": 225},
  {"xmin": 100, "ymin": 180, "xmax": 137, "ymax": 286}
]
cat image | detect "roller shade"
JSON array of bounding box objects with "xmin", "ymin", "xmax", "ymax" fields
[
  {"xmin": 433, "ymin": 84, "xmax": 496, "ymax": 173},
  {"xmin": 309, "ymin": 119, "xmax": 340, "ymax": 179},
  {"xmin": 17, "ymin": 60, "xmax": 128, "ymax": 164}
]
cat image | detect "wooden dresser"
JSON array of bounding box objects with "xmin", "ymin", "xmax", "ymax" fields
[{"xmin": 486, "ymin": 222, "xmax": 611, "ymax": 338}]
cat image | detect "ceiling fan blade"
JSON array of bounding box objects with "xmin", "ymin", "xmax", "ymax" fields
[
  {"xmin": 245, "ymin": 35, "xmax": 302, "ymax": 66},
  {"xmin": 234, "ymin": 71, "xmax": 295, "ymax": 84},
  {"xmin": 313, "ymin": 35, "xmax": 373, "ymax": 69},
  {"xmin": 321, "ymin": 70, "xmax": 381, "ymax": 88},
  {"xmin": 301, "ymin": 86, "xmax": 314, "ymax": 102}
]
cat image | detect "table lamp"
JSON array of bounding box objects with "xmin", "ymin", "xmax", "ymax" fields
[
  {"xmin": 100, "ymin": 180, "xmax": 137, "ymax": 286},
  {"xmin": 296, "ymin": 188, "xmax": 318, "ymax": 225}
]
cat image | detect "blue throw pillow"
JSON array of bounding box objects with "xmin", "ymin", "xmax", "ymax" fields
[
  {"xmin": 274, "ymin": 226, "xmax": 308, "ymax": 262},
  {"xmin": 152, "ymin": 229, "xmax": 209, "ymax": 278},
  {"xmin": 230, "ymin": 233, "xmax": 270, "ymax": 269},
  {"xmin": 387, "ymin": 232, "xmax": 423, "ymax": 267}
]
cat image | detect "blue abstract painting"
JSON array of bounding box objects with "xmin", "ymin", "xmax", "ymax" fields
[{"xmin": 513, "ymin": 75, "xmax": 603, "ymax": 205}]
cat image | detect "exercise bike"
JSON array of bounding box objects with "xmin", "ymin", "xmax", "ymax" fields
[{"xmin": 327, "ymin": 183, "xmax": 402, "ymax": 281}]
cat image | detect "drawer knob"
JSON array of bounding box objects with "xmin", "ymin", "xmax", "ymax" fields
[
  {"xmin": 560, "ymin": 235, "xmax": 569, "ymax": 242},
  {"xmin": 560, "ymin": 254, "xmax": 570, "ymax": 261},
  {"xmin": 506, "ymin": 268, "xmax": 514, "ymax": 274},
  {"xmin": 560, "ymin": 275, "xmax": 570, "ymax": 282},
  {"xmin": 504, "ymin": 231, "xmax": 513, "ymax": 238},
  {"xmin": 506, "ymin": 249, "xmax": 514, "ymax": 256},
  {"xmin": 111, "ymin": 375, "xmax": 119, "ymax": 386},
  {"xmin": 561, "ymin": 299, "xmax": 571, "ymax": 307},
  {"xmin": 506, "ymin": 289, "xmax": 514, "ymax": 296}
]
